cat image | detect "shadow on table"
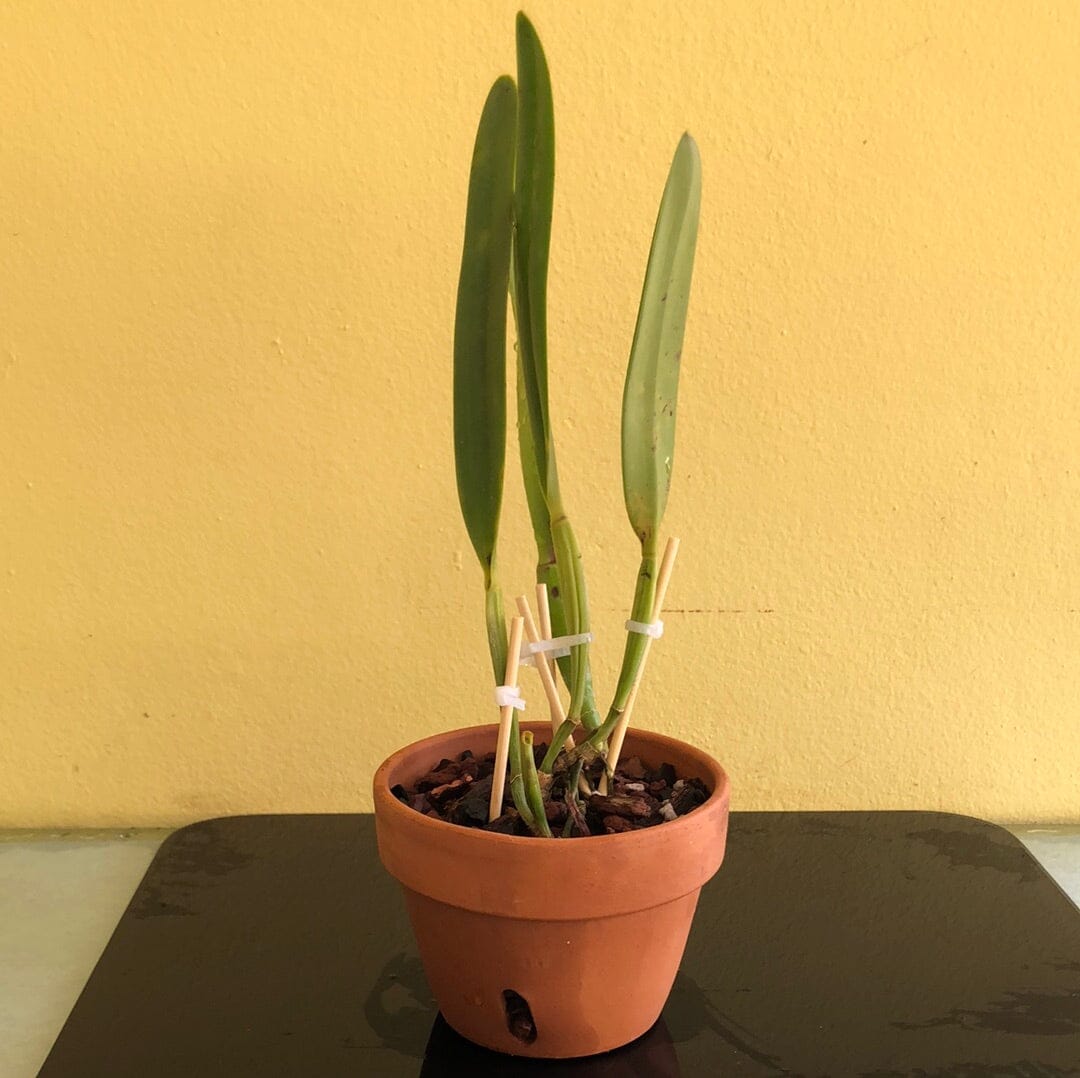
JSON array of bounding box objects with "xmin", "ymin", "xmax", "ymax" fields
[{"xmin": 419, "ymin": 1012, "xmax": 680, "ymax": 1077}]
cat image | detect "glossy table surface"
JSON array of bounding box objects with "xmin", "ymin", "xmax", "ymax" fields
[{"xmin": 19, "ymin": 813, "xmax": 1080, "ymax": 1076}]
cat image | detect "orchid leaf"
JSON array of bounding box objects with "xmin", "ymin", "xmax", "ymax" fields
[
  {"xmin": 621, "ymin": 132, "xmax": 701, "ymax": 545},
  {"xmin": 453, "ymin": 75, "xmax": 517, "ymax": 679}
]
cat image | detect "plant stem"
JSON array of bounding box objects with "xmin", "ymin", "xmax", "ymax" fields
[
  {"xmin": 551, "ymin": 512, "xmax": 592, "ymax": 725},
  {"xmin": 539, "ymin": 555, "xmax": 601, "ymax": 731},
  {"xmin": 507, "ymin": 714, "xmax": 536, "ymax": 828},
  {"xmin": 539, "ymin": 718, "xmax": 578, "ymax": 773},
  {"xmin": 585, "ymin": 539, "xmax": 657, "ymax": 748},
  {"xmin": 483, "ymin": 565, "xmax": 509, "ymax": 685},
  {"xmin": 581, "ymin": 708, "xmax": 621, "ymax": 751},
  {"xmin": 601, "ymin": 537, "xmax": 682, "ymax": 782},
  {"xmin": 563, "ymin": 757, "xmax": 589, "ymax": 837},
  {"xmin": 520, "ymin": 731, "xmax": 553, "ymax": 837}
]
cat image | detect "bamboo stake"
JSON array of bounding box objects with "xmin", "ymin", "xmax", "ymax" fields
[
  {"xmin": 515, "ymin": 594, "xmax": 573, "ymax": 748},
  {"xmin": 601, "ymin": 537, "xmax": 681, "ymax": 794},
  {"xmin": 536, "ymin": 582, "xmax": 553, "ymax": 641},
  {"xmin": 489, "ymin": 615, "xmax": 526, "ymax": 822}
]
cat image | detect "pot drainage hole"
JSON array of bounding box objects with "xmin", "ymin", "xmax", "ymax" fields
[{"xmin": 502, "ymin": 989, "xmax": 537, "ymax": 1044}]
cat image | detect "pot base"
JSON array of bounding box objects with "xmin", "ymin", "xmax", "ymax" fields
[{"xmin": 405, "ymin": 886, "xmax": 700, "ymax": 1058}]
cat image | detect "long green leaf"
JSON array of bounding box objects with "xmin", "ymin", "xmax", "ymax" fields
[
  {"xmin": 621, "ymin": 132, "xmax": 701, "ymax": 544},
  {"xmin": 454, "ymin": 75, "xmax": 516, "ymax": 569},
  {"xmin": 513, "ymin": 13, "xmax": 598, "ymax": 725},
  {"xmin": 453, "ymin": 75, "xmax": 517, "ymax": 679},
  {"xmin": 601, "ymin": 134, "xmax": 701, "ymax": 735},
  {"xmin": 513, "ymin": 12, "xmax": 556, "ymax": 501}
]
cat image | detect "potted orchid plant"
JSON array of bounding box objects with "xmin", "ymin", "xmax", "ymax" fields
[{"xmin": 373, "ymin": 12, "xmax": 731, "ymax": 1058}]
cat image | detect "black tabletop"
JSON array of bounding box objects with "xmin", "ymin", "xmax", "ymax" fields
[{"xmin": 40, "ymin": 812, "xmax": 1080, "ymax": 1077}]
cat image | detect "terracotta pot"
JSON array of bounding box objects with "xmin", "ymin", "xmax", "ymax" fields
[{"xmin": 373, "ymin": 721, "xmax": 731, "ymax": 1059}]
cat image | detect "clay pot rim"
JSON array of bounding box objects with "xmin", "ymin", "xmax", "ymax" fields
[{"xmin": 373, "ymin": 720, "xmax": 730, "ymax": 848}]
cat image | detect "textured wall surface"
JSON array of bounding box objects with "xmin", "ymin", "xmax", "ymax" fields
[{"xmin": 2, "ymin": 2, "xmax": 1078, "ymax": 826}]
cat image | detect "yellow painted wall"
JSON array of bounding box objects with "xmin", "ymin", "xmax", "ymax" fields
[{"xmin": 2, "ymin": 2, "xmax": 1078, "ymax": 827}]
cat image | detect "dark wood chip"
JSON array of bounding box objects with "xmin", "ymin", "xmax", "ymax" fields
[
  {"xmin": 449, "ymin": 775, "xmax": 493, "ymax": 826},
  {"xmin": 483, "ymin": 810, "xmax": 521, "ymax": 835},
  {"xmin": 417, "ymin": 764, "xmax": 462, "ymax": 792},
  {"xmin": 588, "ymin": 794, "xmax": 652, "ymax": 819},
  {"xmin": 390, "ymin": 784, "xmax": 409, "ymax": 804},
  {"xmin": 602, "ymin": 815, "xmax": 634, "ymax": 834},
  {"xmin": 428, "ymin": 775, "xmax": 473, "ymax": 806},
  {"xmin": 620, "ymin": 756, "xmax": 647, "ymax": 780},
  {"xmin": 671, "ymin": 781, "xmax": 707, "ymax": 815}
]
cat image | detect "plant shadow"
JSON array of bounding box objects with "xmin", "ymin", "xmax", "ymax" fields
[{"xmin": 420, "ymin": 1012, "xmax": 680, "ymax": 1077}]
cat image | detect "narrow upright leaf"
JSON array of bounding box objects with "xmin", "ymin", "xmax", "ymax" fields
[
  {"xmin": 454, "ymin": 76, "xmax": 518, "ymax": 575},
  {"xmin": 513, "ymin": 11, "xmax": 556, "ymax": 500},
  {"xmin": 511, "ymin": 13, "xmax": 597, "ymax": 727},
  {"xmin": 621, "ymin": 133, "xmax": 702, "ymax": 544},
  {"xmin": 603, "ymin": 134, "xmax": 701, "ymax": 735}
]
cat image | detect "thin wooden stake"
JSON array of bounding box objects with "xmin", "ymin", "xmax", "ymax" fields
[
  {"xmin": 536, "ymin": 582, "xmax": 553, "ymax": 641},
  {"xmin": 515, "ymin": 595, "xmax": 573, "ymax": 749},
  {"xmin": 489, "ymin": 616, "xmax": 525, "ymax": 822},
  {"xmin": 522, "ymin": 589, "xmax": 589, "ymax": 795},
  {"xmin": 602, "ymin": 537, "xmax": 681, "ymax": 793}
]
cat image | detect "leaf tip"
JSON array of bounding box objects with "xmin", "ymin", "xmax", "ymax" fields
[{"xmin": 678, "ymin": 131, "xmax": 701, "ymax": 166}]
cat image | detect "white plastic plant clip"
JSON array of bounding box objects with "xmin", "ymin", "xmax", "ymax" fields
[
  {"xmin": 625, "ymin": 619, "xmax": 664, "ymax": 639},
  {"xmin": 518, "ymin": 631, "xmax": 594, "ymax": 666},
  {"xmin": 518, "ymin": 639, "xmax": 569, "ymax": 667},
  {"xmin": 493, "ymin": 685, "xmax": 526, "ymax": 710}
]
